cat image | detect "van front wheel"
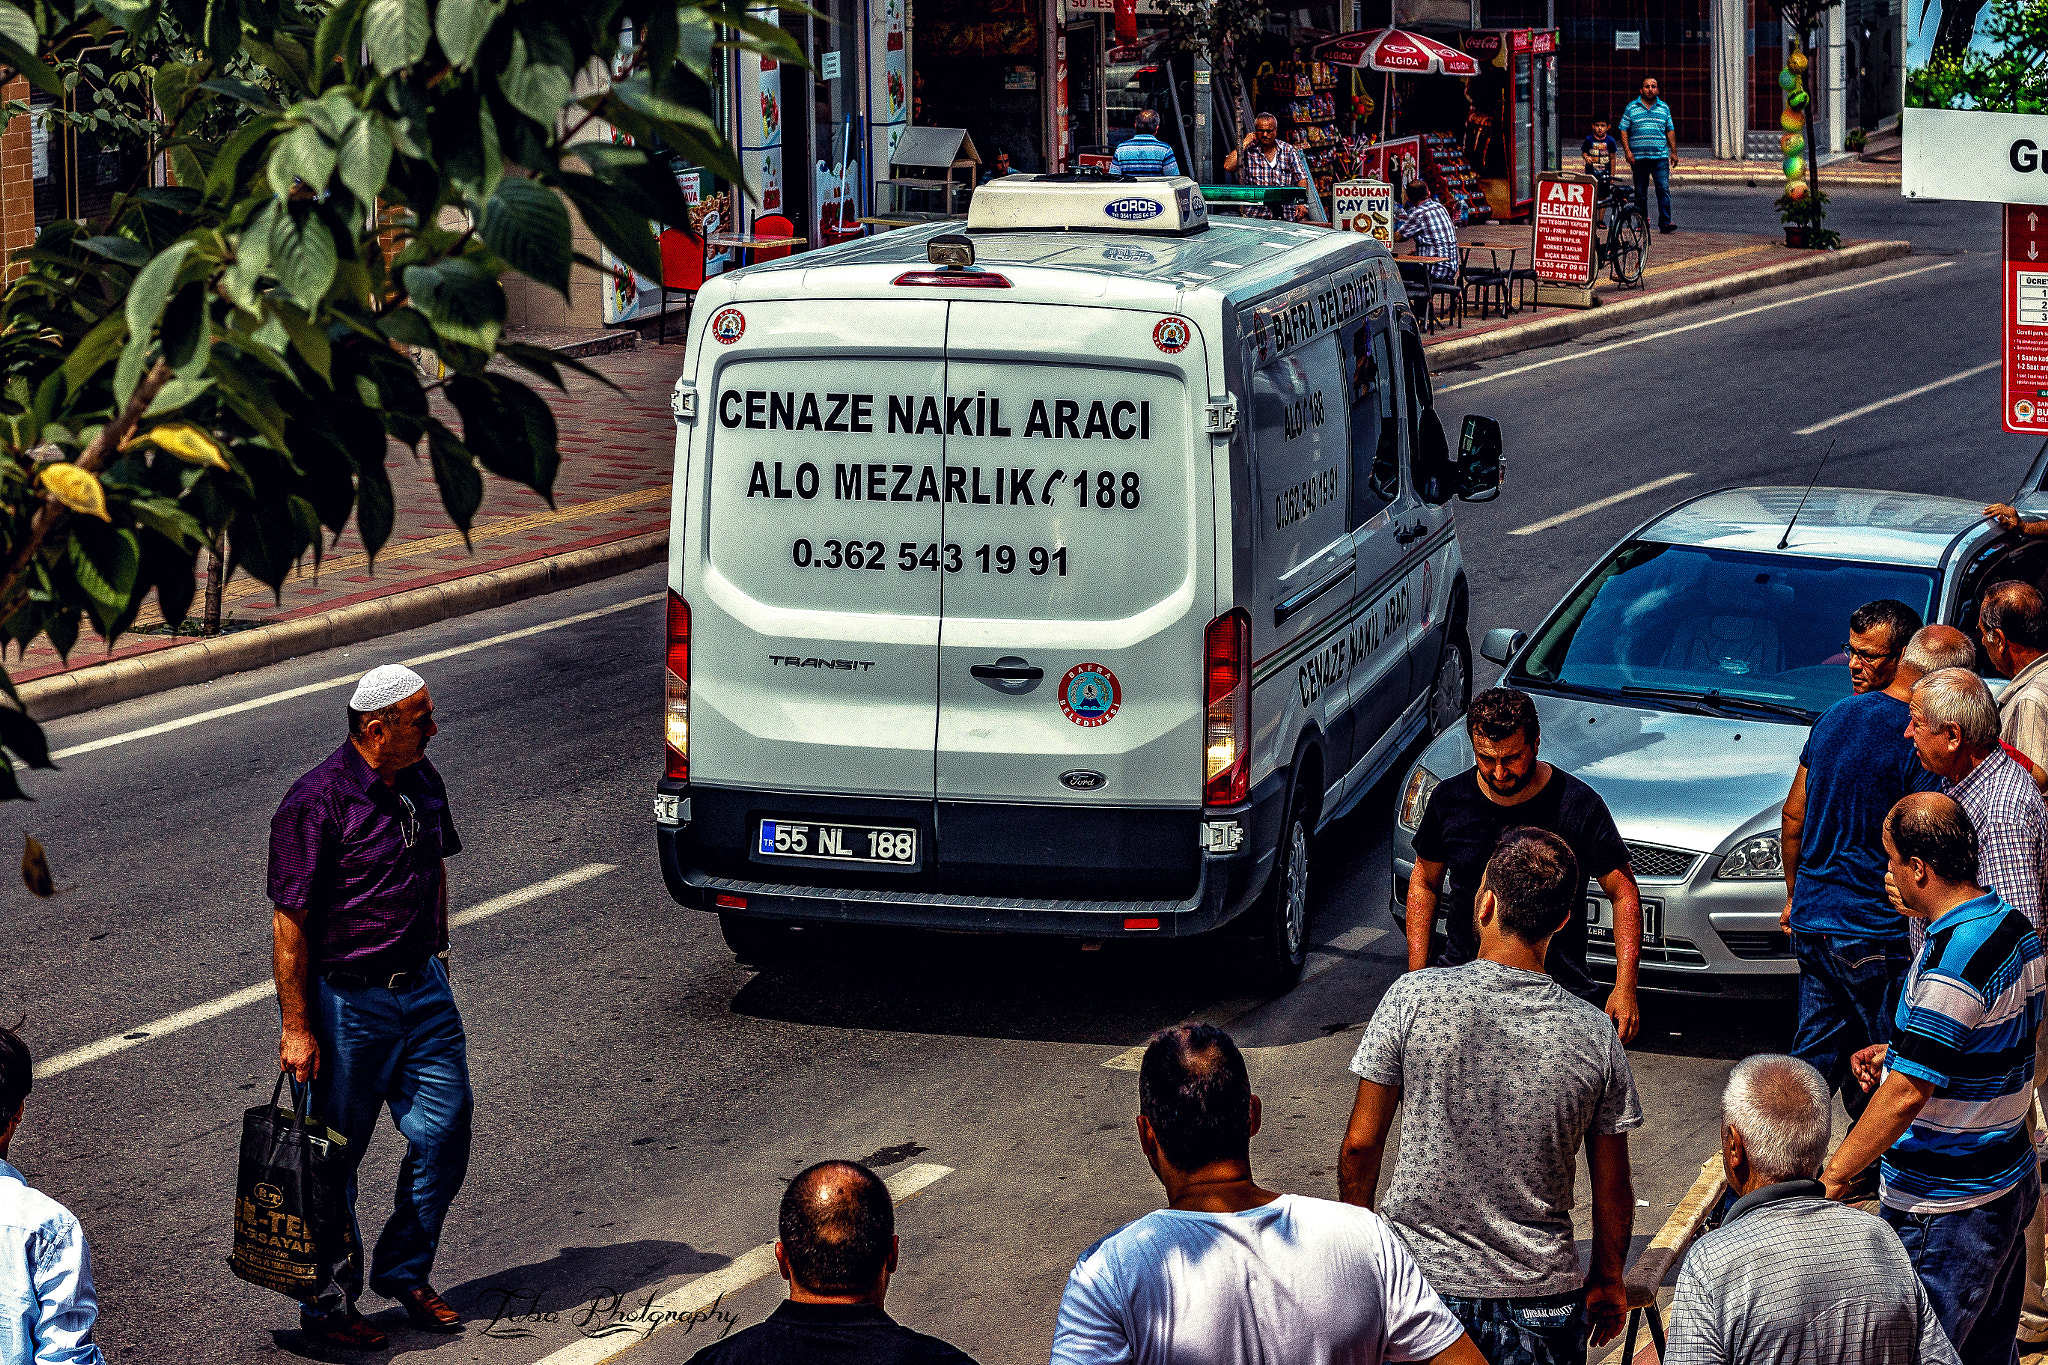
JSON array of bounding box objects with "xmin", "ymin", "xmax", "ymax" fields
[
  {"xmin": 1242, "ymin": 791, "xmax": 1312, "ymax": 995},
  {"xmin": 1428, "ymin": 624, "xmax": 1472, "ymax": 737}
]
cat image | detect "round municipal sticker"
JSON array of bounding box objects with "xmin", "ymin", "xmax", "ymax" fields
[
  {"xmin": 1060, "ymin": 663, "xmax": 1123, "ymax": 728},
  {"xmin": 2019, "ymin": 399, "xmax": 2038, "ymax": 425},
  {"xmin": 710, "ymin": 307, "xmax": 746, "ymax": 345},
  {"xmin": 1152, "ymin": 317, "xmax": 1191, "ymax": 354}
]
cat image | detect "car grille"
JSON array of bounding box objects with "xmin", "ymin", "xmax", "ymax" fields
[
  {"xmin": 1625, "ymin": 842, "xmax": 1699, "ymax": 880},
  {"xmin": 1719, "ymin": 929, "xmax": 1795, "ymax": 960}
]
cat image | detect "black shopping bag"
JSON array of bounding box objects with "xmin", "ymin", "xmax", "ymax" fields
[{"xmin": 227, "ymin": 1073, "xmax": 355, "ymax": 1303}]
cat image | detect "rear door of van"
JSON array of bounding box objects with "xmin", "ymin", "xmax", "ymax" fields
[
  {"xmin": 690, "ymin": 299, "xmax": 948, "ymax": 801},
  {"xmin": 934, "ymin": 301, "xmax": 1208, "ymax": 897}
]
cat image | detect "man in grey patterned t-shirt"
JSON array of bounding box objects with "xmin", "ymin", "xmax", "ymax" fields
[{"xmin": 1340, "ymin": 827, "xmax": 1642, "ymax": 1365}]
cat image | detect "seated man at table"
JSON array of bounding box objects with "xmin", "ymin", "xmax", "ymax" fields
[{"xmin": 1394, "ymin": 182, "xmax": 1458, "ymax": 283}]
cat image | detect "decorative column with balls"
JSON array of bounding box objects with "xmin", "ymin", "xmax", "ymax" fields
[{"xmin": 1779, "ymin": 43, "xmax": 1814, "ymax": 204}]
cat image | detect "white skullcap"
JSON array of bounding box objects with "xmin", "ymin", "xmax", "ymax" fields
[{"xmin": 349, "ymin": 664, "xmax": 426, "ymax": 712}]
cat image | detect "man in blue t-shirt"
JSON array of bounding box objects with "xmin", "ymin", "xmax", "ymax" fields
[
  {"xmin": 1779, "ymin": 599, "xmax": 1940, "ymax": 1119},
  {"xmin": 1110, "ymin": 110, "xmax": 1181, "ymax": 178},
  {"xmin": 1617, "ymin": 77, "xmax": 1677, "ymax": 233}
]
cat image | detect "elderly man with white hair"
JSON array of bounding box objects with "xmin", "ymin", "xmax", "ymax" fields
[
  {"xmin": 266, "ymin": 664, "xmax": 470, "ymax": 1348},
  {"xmin": 1904, "ymin": 666, "xmax": 2046, "ymax": 944},
  {"xmin": 1665, "ymin": 1053, "xmax": 1959, "ymax": 1364}
]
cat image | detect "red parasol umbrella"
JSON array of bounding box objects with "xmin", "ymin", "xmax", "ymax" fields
[
  {"xmin": 1318, "ymin": 27, "xmax": 1480, "ymax": 75},
  {"xmin": 1315, "ymin": 28, "xmax": 1479, "ymax": 152}
]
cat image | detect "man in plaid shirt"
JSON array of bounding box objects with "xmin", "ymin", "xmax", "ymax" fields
[
  {"xmin": 1905, "ymin": 665, "xmax": 2046, "ymax": 940},
  {"xmin": 1224, "ymin": 113, "xmax": 1315, "ymax": 221},
  {"xmin": 1394, "ymin": 182, "xmax": 1459, "ymax": 283}
]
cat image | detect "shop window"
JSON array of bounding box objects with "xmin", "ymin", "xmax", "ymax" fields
[
  {"xmin": 915, "ymin": 0, "xmax": 1043, "ymax": 174},
  {"xmin": 31, "ymin": 66, "xmax": 150, "ymax": 230},
  {"xmin": 1555, "ymin": 0, "xmax": 1710, "ymax": 146}
]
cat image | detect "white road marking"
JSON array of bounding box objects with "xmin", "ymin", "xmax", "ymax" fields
[
  {"xmin": 1792, "ymin": 359, "xmax": 1999, "ymax": 435},
  {"xmin": 30, "ymin": 863, "xmax": 616, "ymax": 1080},
  {"xmin": 1508, "ymin": 473, "xmax": 1695, "ymax": 537},
  {"xmin": 525, "ymin": 1163, "xmax": 954, "ymax": 1365},
  {"xmin": 47, "ymin": 592, "xmax": 665, "ymax": 762},
  {"xmin": 1435, "ymin": 261, "xmax": 1956, "ymax": 395}
]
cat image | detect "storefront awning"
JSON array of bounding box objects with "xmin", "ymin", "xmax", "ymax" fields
[{"xmin": 1316, "ymin": 27, "xmax": 1479, "ymax": 76}]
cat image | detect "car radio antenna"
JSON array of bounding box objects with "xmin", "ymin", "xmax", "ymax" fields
[{"xmin": 1778, "ymin": 439, "xmax": 1837, "ymax": 550}]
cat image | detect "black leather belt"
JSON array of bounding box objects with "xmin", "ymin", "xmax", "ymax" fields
[{"xmin": 323, "ymin": 961, "xmax": 429, "ymax": 991}]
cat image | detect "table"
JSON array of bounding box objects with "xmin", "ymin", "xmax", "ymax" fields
[
  {"xmin": 706, "ymin": 233, "xmax": 806, "ymax": 266},
  {"xmin": 1457, "ymin": 242, "xmax": 1523, "ymax": 316}
]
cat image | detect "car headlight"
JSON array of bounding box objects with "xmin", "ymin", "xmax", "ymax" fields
[
  {"xmin": 1398, "ymin": 766, "xmax": 1439, "ymax": 832},
  {"xmin": 1715, "ymin": 834, "xmax": 1783, "ymax": 880}
]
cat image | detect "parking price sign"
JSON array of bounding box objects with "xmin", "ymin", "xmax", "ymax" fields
[
  {"xmin": 2006, "ymin": 204, "xmax": 2048, "ymax": 432},
  {"xmin": 1533, "ymin": 173, "xmax": 1597, "ymax": 308}
]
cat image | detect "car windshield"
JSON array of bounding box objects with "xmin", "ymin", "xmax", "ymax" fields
[{"xmin": 1511, "ymin": 541, "xmax": 1940, "ymax": 720}]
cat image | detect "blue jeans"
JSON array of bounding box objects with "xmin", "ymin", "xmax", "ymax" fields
[
  {"xmin": 1632, "ymin": 157, "xmax": 1672, "ymax": 229},
  {"xmin": 308, "ymin": 957, "xmax": 472, "ymax": 1312},
  {"xmin": 1885, "ymin": 1166, "xmax": 2040, "ymax": 1365},
  {"xmin": 1790, "ymin": 932, "xmax": 1910, "ymax": 1121},
  {"xmin": 1438, "ymin": 1290, "xmax": 1587, "ymax": 1365}
]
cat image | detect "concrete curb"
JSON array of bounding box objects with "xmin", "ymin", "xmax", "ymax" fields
[
  {"xmin": 1671, "ymin": 169, "xmax": 1900, "ymax": 186},
  {"xmin": 1425, "ymin": 239, "xmax": 1912, "ymax": 369},
  {"xmin": 19, "ymin": 530, "xmax": 669, "ymax": 724}
]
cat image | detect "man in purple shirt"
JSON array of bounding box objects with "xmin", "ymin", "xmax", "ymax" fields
[{"xmin": 269, "ymin": 664, "xmax": 469, "ymax": 1349}]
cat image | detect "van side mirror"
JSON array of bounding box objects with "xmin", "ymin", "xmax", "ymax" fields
[
  {"xmin": 1415, "ymin": 408, "xmax": 1453, "ymax": 506},
  {"xmin": 1457, "ymin": 415, "xmax": 1504, "ymax": 502},
  {"xmin": 1479, "ymin": 628, "xmax": 1527, "ymax": 665}
]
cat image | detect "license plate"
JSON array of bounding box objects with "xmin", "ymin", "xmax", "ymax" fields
[
  {"xmin": 1587, "ymin": 896, "xmax": 1661, "ymax": 943},
  {"xmin": 758, "ymin": 819, "xmax": 919, "ymax": 867}
]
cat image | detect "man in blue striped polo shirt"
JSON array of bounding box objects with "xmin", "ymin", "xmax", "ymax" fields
[
  {"xmin": 1822, "ymin": 791, "xmax": 2046, "ymax": 1365},
  {"xmin": 1111, "ymin": 110, "xmax": 1181, "ymax": 177},
  {"xmin": 1616, "ymin": 77, "xmax": 1676, "ymax": 234}
]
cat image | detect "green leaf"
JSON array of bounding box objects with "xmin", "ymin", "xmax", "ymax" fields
[
  {"xmin": 480, "ymin": 176, "xmax": 571, "ymax": 298},
  {"xmin": 269, "ymin": 203, "xmax": 338, "ymax": 306},
  {"xmin": 0, "ymin": 704, "xmax": 53, "ymax": 770},
  {"xmin": 61, "ymin": 315, "xmax": 129, "ymax": 397},
  {"xmin": 114, "ymin": 328, "xmax": 152, "ymax": 409},
  {"xmin": 426, "ymin": 422, "xmax": 482, "ymax": 543},
  {"xmin": 268, "ymin": 121, "xmax": 336, "ymax": 198},
  {"xmin": 223, "ymin": 200, "xmax": 276, "ymax": 310},
  {"xmin": 160, "ymin": 284, "xmax": 211, "ymax": 378},
  {"xmin": 0, "ymin": 1, "xmax": 38, "ymax": 54},
  {"xmin": 335, "ymin": 114, "xmax": 392, "ymax": 211},
  {"xmin": 315, "ymin": 0, "xmax": 375, "ymax": 79},
  {"xmin": 363, "ymin": 0, "xmax": 430, "ymax": 74},
  {"xmin": 500, "ymin": 26, "xmax": 573, "ymax": 128},
  {"xmin": 356, "ymin": 455, "xmax": 394, "ymax": 563},
  {"xmin": 199, "ymin": 77, "xmax": 280, "ymax": 111},
  {"xmin": 549, "ymin": 172, "xmax": 660, "ymax": 281},
  {"xmin": 125, "ymin": 238, "xmax": 197, "ymax": 338},
  {"xmin": 68, "ymin": 526, "xmax": 141, "ymax": 637},
  {"xmin": 139, "ymin": 530, "xmax": 198, "ymax": 633},
  {"xmin": 0, "ymin": 12, "xmax": 60, "ymax": 98},
  {"xmin": 435, "ymin": 0, "xmax": 503, "ymax": 67},
  {"xmin": 402, "ymin": 257, "xmax": 505, "ymax": 352},
  {"xmin": 574, "ymin": 143, "xmax": 700, "ymax": 232},
  {"xmin": 205, "ymin": 115, "xmax": 280, "ymax": 203},
  {"xmin": 270, "ymin": 301, "xmax": 332, "ymax": 383},
  {"xmin": 448, "ymin": 374, "xmax": 557, "ymax": 500},
  {"xmin": 79, "ymin": 234, "xmax": 150, "ymax": 267}
]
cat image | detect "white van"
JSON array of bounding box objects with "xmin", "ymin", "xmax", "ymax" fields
[{"xmin": 654, "ymin": 175, "xmax": 1504, "ymax": 991}]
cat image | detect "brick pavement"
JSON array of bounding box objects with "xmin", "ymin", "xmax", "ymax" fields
[{"xmin": 15, "ymin": 221, "xmax": 1898, "ymax": 689}]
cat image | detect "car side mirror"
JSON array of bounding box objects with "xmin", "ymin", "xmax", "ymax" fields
[
  {"xmin": 1416, "ymin": 408, "xmax": 1453, "ymax": 506},
  {"xmin": 1457, "ymin": 414, "xmax": 1504, "ymax": 502},
  {"xmin": 1480, "ymin": 627, "xmax": 1527, "ymax": 665}
]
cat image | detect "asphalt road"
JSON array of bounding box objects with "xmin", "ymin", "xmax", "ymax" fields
[{"xmin": 2, "ymin": 185, "xmax": 2020, "ymax": 1365}]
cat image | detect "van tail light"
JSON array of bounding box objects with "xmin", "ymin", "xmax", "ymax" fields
[
  {"xmin": 665, "ymin": 591, "xmax": 690, "ymax": 781},
  {"xmin": 1204, "ymin": 608, "xmax": 1251, "ymax": 807},
  {"xmin": 891, "ymin": 270, "xmax": 1013, "ymax": 288}
]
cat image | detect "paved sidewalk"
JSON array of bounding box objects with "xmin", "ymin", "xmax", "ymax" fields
[{"xmin": 14, "ymin": 221, "xmax": 1912, "ymax": 702}]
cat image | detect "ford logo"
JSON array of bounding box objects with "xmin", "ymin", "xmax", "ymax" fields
[
  {"xmin": 1104, "ymin": 198, "xmax": 1164, "ymax": 222},
  {"xmin": 1060, "ymin": 769, "xmax": 1108, "ymax": 791}
]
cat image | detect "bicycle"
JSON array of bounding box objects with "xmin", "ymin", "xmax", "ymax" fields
[{"xmin": 1591, "ymin": 173, "xmax": 1649, "ymax": 288}]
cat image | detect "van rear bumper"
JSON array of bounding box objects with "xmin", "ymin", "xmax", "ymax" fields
[{"xmin": 656, "ymin": 783, "xmax": 1273, "ymax": 937}]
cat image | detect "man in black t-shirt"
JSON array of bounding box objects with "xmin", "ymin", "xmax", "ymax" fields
[
  {"xmin": 1406, "ymin": 688, "xmax": 1644, "ymax": 1042},
  {"xmin": 685, "ymin": 1161, "xmax": 977, "ymax": 1365}
]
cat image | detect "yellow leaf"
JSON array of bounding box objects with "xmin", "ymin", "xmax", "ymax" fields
[
  {"xmin": 21, "ymin": 833, "xmax": 51, "ymax": 898},
  {"xmin": 38, "ymin": 464, "xmax": 109, "ymax": 521},
  {"xmin": 129, "ymin": 422, "xmax": 229, "ymax": 471}
]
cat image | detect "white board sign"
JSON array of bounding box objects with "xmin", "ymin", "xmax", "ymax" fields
[
  {"xmin": 1333, "ymin": 179, "xmax": 1393, "ymax": 242},
  {"xmin": 1902, "ymin": 107, "xmax": 2048, "ymax": 206},
  {"xmin": 1614, "ymin": 30, "xmax": 1640, "ymax": 50}
]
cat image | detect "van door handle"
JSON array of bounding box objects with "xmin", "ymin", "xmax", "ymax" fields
[
  {"xmin": 1394, "ymin": 521, "xmax": 1427, "ymax": 544},
  {"xmin": 971, "ymin": 662, "xmax": 1043, "ymax": 681}
]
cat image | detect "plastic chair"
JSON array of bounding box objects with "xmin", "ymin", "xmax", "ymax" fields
[
  {"xmin": 751, "ymin": 213, "xmax": 797, "ymax": 263},
  {"xmin": 658, "ymin": 226, "xmax": 706, "ymax": 344}
]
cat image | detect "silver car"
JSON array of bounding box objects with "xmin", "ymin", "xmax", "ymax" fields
[{"xmin": 1389, "ymin": 484, "xmax": 2036, "ymax": 996}]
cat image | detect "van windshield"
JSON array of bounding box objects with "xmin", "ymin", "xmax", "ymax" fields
[{"xmin": 1510, "ymin": 541, "xmax": 1939, "ymax": 722}]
